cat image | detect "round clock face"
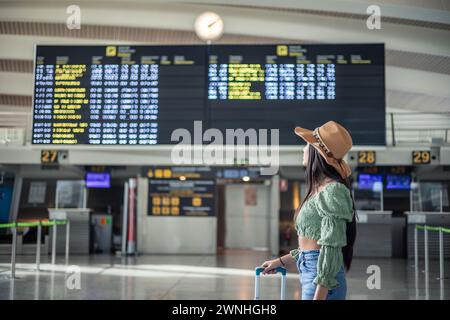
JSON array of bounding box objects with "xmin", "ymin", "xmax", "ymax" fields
[{"xmin": 194, "ymin": 12, "xmax": 224, "ymax": 41}]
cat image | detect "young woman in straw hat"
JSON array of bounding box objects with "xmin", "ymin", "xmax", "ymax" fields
[{"xmin": 260, "ymin": 121, "xmax": 357, "ymax": 300}]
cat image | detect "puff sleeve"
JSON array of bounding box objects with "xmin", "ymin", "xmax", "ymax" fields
[
  {"xmin": 290, "ymin": 248, "xmax": 300, "ymax": 261},
  {"xmin": 313, "ymin": 183, "xmax": 353, "ymax": 289}
]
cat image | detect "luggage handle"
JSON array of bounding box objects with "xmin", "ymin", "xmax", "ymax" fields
[
  {"xmin": 255, "ymin": 266, "xmax": 286, "ymax": 276},
  {"xmin": 254, "ymin": 266, "xmax": 286, "ymax": 300}
]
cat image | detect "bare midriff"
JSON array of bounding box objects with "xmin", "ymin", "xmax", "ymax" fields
[{"xmin": 298, "ymin": 236, "xmax": 321, "ymax": 251}]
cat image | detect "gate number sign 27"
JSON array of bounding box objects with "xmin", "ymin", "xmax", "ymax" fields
[{"xmin": 41, "ymin": 150, "xmax": 59, "ymax": 164}]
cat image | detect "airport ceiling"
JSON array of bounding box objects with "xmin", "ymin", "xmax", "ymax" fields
[{"xmin": 0, "ymin": 0, "xmax": 449, "ymax": 128}]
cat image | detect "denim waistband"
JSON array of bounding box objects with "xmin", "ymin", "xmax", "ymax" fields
[{"xmin": 298, "ymin": 249, "xmax": 320, "ymax": 261}]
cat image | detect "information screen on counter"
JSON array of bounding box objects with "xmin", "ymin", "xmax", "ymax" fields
[
  {"xmin": 32, "ymin": 44, "xmax": 385, "ymax": 146},
  {"xmin": 146, "ymin": 167, "xmax": 216, "ymax": 217}
]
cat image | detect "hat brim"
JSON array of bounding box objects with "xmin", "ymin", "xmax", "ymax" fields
[
  {"xmin": 294, "ymin": 126, "xmax": 352, "ymax": 179},
  {"xmin": 294, "ymin": 126, "xmax": 315, "ymax": 144}
]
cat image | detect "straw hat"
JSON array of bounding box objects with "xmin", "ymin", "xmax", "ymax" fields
[{"xmin": 294, "ymin": 121, "xmax": 353, "ymax": 179}]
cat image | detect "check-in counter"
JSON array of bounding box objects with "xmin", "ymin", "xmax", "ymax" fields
[
  {"xmin": 48, "ymin": 208, "xmax": 91, "ymax": 254},
  {"xmin": 406, "ymin": 211, "xmax": 450, "ymax": 260},
  {"xmin": 353, "ymin": 210, "xmax": 393, "ymax": 257},
  {"xmin": 136, "ymin": 176, "xmax": 218, "ymax": 255}
]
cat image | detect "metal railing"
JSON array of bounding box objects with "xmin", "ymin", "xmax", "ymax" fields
[
  {"xmin": 0, "ymin": 219, "xmax": 70, "ymax": 279},
  {"xmin": 414, "ymin": 224, "xmax": 449, "ymax": 280},
  {"xmin": 387, "ymin": 112, "xmax": 450, "ymax": 146}
]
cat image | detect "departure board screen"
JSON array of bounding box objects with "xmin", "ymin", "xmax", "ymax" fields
[
  {"xmin": 32, "ymin": 45, "xmax": 206, "ymax": 145},
  {"xmin": 32, "ymin": 44, "xmax": 385, "ymax": 146},
  {"xmin": 208, "ymin": 44, "xmax": 385, "ymax": 145}
]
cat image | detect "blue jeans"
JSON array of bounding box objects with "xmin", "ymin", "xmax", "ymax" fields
[{"xmin": 296, "ymin": 249, "xmax": 347, "ymax": 300}]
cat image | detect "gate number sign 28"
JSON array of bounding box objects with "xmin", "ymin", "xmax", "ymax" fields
[{"xmin": 358, "ymin": 151, "xmax": 376, "ymax": 165}]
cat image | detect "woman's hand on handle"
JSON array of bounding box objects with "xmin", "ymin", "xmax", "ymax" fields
[
  {"xmin": 261, "ymin": 253, "xmax": 296, "ymax": 274},
  {"xmin": 260, "ymin": 258, "xmax": 282, "ymax": 275}
]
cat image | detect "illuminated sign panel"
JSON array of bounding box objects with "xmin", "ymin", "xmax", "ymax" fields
[
  {"xmin": 32, "ymin": 44, "xmax": 385, "ymax": 146},
  {"xmin": 146, "ymin": 167, "xmax": 216, "ymax": 217}
]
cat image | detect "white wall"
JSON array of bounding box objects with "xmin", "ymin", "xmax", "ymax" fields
[{"xmin": 224, "ymin": 183, "xmax": 270, "ymax": 250}]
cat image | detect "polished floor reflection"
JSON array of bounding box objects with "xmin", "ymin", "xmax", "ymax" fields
[{"xmin": 0, "ymin": 250, "xmax": 449, "ymax": 300}]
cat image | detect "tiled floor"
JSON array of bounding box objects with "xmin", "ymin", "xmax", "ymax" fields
[{"xmin": 0, "ymin": 250, "xmax": 449, "ymax": 300}]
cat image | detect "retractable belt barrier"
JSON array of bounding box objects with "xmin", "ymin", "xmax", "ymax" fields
[
  {"xmin": 414, "ymin": 224, "xmax": 449, "ymax": 280},
  {"xmin": 0, "ymin": 223, "xmax": 16, "ymax": 229},
  {"xmin": 0, "ymin": 219, "xmax": 70, "ymax": 279}
]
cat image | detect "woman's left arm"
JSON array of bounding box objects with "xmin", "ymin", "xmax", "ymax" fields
[
  {"xmin": 313, "ymin": 183, "xmax": 353, "ymax": 300},
  {"xmin": 314, "ymin": 284, "xmax": 329, "ymax": 300},
  {"xmin": 314, "ymin": 232, "xmax": 345, "ymax": 298}
]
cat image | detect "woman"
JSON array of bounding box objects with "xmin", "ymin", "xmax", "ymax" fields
[{"xmin": 261, "ymin": 121, "xmax": 357, "ymax": 300}]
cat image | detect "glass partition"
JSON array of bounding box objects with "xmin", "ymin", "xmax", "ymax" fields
[
  {"xmin": 55, "ymin": 180, "xmax": 86, "ymax": 209},
  {"xmin": 410, "ymin": 182, "xmax": 448, "ymax": 212}
]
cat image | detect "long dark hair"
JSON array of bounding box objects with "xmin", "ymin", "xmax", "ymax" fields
[{"xmin": 294, "ymin": 144, "xmax": 357, "ymax": 271}]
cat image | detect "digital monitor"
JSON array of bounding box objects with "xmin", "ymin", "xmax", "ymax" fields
[
  {"xmin": 358, "ymin": 174, "xmax": 383, "ymax": 191},
  {"xmin": 386, "ymin": 175, "xmax": 411, "ymax": 190},
  {"xmin": 85, "ymin": 172, "xmax": 111, "ymax": 188}
]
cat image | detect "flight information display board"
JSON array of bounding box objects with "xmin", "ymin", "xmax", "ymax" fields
[
  {"xmin": 32, "ymin": 45, "xmax": 206, "ymax": 145},
  {"xmin": 208, "ymin": 44, "xmax": 385, "ymax": 145},
  {"xmin": 32, "ymin": 44, "xmax": 385, "ymax": 146}
]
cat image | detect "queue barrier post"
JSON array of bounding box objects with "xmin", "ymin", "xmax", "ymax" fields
[
  {"xmin": 65, "ymin": 220, "xmax": 70, "ymax": 265},
  {"xmin": 36, "ymin": 222, "xmax": 41, "ymax": 271},
  {"xmin": 0, "ymin": 222, "xmax": 18, "ymax": 279},
  {"xmin": 438, "ymin": 226, "xmax": 450, "ymax": 280},
  {"xmin": 439, "ymin": 229, "xmax": 444, "ymax": 280},
  {"xmin": 414, "ymin": 226, "xmax": 418, "ymax": 270},
  {"xmin": 11, "ymin": 225, "xmax": 17, "ymax": 279},
  {"xmin": 424, "ymin": 226, "xmax": 429, "ymax": 274},
  {"xmin": 52, "ymin": 220, "xmax": 57, "ymax": 265}
]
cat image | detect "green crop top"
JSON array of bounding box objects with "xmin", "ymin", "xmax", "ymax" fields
[{"xmin": 290, "ymin": 181, "xmax": 354, "ymax": 290}]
